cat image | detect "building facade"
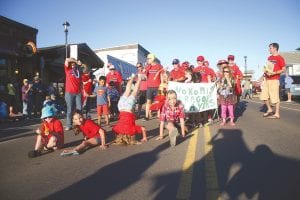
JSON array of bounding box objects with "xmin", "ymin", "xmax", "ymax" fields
[
  {"xmin": 94, "ymin": 43, "xmax": 158, "ymax": 66},
  {"xmin": 0, "ymin": 16, "xmax": 38, "ymax": 109}
]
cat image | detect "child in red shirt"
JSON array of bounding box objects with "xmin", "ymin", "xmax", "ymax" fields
[
  {"xmin": 28, "ymin": 105, "xmax": 64, "ymax": 158},
  {"xmin": 60, "ymin": 111, "xmax": 107, "ymax": 156},
  {"xmin": 149, "ymin": 89, "xmax": 166, "ymax": 118}
]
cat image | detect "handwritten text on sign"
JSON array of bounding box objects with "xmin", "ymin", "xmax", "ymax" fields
[{"xmin": 168, "ymin": 82, "xmax": 218, "ymax": 113}]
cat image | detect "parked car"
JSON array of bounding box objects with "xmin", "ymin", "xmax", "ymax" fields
[{"xmin": 279, "ymin": 74, "xmax": 300, "ymax": 100}]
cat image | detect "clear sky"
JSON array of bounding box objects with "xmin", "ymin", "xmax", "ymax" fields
[{"xmin": 1, "ymin": 0, "xmax": 299, "ymax": 79}]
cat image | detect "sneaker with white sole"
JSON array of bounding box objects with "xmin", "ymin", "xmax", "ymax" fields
[{"xmin": 60, "ymin": 150, "xmax": 79, "ymax": 156}]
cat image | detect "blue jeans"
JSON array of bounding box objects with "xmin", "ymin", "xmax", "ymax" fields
[
  {"xmin": 22, "ymin": 100, "xmax": 32, "ymax": 117},
  {"xmin": 65, "ymin": 92, "xmax": 82, "ymax": 128}
]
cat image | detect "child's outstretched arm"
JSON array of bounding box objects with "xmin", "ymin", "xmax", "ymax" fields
[
  {"xmin": 123, "ymin": 77, "xmax": 134, "ymax": 97},
  {"xmin": 131, "ymin": 77, "xmax": 141, "ymax": 97},
  {"xmin": 180, "ymin": 118, "xmax": 185, "ymax": 137}
]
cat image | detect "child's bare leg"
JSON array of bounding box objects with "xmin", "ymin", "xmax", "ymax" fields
[
  {"xmin": 97, "ymin": 115, "xmax": 101, "ymax": 126},
  {"xmin": 145, "ymin": 100, "xmax": 151, "ymax": 119},
  {"xmin": 166, "ymin": 122, "xmax": 175, "ymax": 136},
  {"xmin": 104, "ymin": 114, "xmax": 109, "ymax": 125},
  {"xmin": 34, "ymin": 135, "xmax": 42, "ymax": 151},
  {"xmin": 47, "ymin": 136, "xmax": 57, "ymax": 149},
  {"xmin": 74, "ymin": 138, "xmax": 98, "ymax": 152},
  {"xmin": 141, "ymin": 127, "xmax": 147, "ymax": 142}
]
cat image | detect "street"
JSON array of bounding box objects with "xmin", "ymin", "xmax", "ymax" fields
[{"xmin": 1, "ymin": 98, "xmax": 300, "ymax": 200}]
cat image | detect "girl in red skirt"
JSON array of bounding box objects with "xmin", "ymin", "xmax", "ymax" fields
[{"xmin": 112, "ymin": 76, "xmax": 147, "ymax": 145}]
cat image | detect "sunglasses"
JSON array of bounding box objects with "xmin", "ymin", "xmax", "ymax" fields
[{"xmin": 223, "ymin": 71, "xmax": 230, "ymax": 73}]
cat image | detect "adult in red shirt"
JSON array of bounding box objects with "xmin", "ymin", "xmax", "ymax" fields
[
  {"xmin": 106, "ymin": 63, "xmax": 123, "ymax": 92},
  {"xmin": 193, "ymin": 56, "xmax": 216, "ymax": 126},
  {"xmin": 193, "ymin": 56, "xmax": 215, "ymax": 83},
  {"xmin": 64, "ymin": 57, "xmax": 82, "ymax": 130},
  {"xmin": 260, "ymin": 43, "xmax": 286, "ymax": 119},
  {"xmin": 143, "ymin": 53, "xmax": 163, "ymax": 121},
  {"xmin": 169, "ymin": 58, "xmax": 186, "ymax": 82},
  {"xmin": 228, "ymin": 55, "xmax": 244, "ymax": 99},
  {"xmin": 60, "ymin": 111, "xmax": 107, "ymax": 156},
  {"xmin": 28, "ymin": 105, "xmax": 64, "ymax": 158}
]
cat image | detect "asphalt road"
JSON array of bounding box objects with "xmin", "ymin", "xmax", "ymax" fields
[{"xmin": 0, "ymin": 98, "xmax": 300, "ymax": 200}]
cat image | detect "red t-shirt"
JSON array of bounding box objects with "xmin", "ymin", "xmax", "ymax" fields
[
  {"xmin": 229, "ymin": 64, "xmax": 243, "ymax": 79},
  {"xmin": 138, "ymin": 71, "xmax": 147, "ymax": 91},
  {"xmin": 80, "ymin": 119, "xmax": 101, "ymax": 139},
  {"xmin": 266, "ymin": 55, "xmax": 286, "ymax": 80},
  {"xmin": 65, "ymin": 64, "xmax": 82, "ymax": 93},
  {"xmin": 145, "ymin": 64, "xmax": 163, "ymax": 88},
  {"xmin": 40, "ymin": 118, "xmax": 64, "ymax": 144},
  {"xmin": 170, "ymin": 68, "xmax": 185, "ymax": 82},
  {"xmin": 106, "ymin": 71, "xmax": 123, "ymax": 91},
  {"xmin": 193, "ymin": 66, "xmax": 216, "ymax": 83},
  {"xmin": 81, "ymin": 73, "xmax": 93, "ymax": 95}
]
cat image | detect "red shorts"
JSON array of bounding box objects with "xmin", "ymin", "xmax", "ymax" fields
[
  {"xmin": 112, "ymin": 111, "xmax": 143, "ymax": 136},
  {"xmin": 97, "ymin": 104, "xmax": 109, "ymax": 116}
]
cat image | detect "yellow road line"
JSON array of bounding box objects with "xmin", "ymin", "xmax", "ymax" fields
[
  {"xmin": 176, "ymin": 128, "xmax": 199, "ymax": 200},
  {"xmin": 203, "ymin": 126, "xmax": 221, "ymax": 200}
]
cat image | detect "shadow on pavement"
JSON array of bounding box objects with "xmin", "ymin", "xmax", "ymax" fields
[
  {"xmin": 0, "ymin": 128, "xmax": 34, "ymax": 142},
  {"xmin": 46, "ymin": 141, "xmax": 171, "ymax": 199},
  {"xmin": 151, "ymin": 128, "xmax": 300, "ymax": 199},
  {"xmin": 14, "ymin": 127, "xmax": 300, "ymax": 199},
  {"xmin": 211, "ymin": 129, "xmax": 300, "ymax": 199},
  {"xmin": 234, "ymin": 100, "xmax": 248, "ymax": 120}
]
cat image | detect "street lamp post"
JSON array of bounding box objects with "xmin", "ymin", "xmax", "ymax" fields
[
  {"xmin": 63, "ymin": 21, "xmax": 70, "ymax": 58},
  {"xmin": 244, "ymin": 56, "xmax": 247, "ymax": 74}
]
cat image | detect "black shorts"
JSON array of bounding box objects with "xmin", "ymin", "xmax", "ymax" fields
[
  {"xmin": 137, "ymin": 90, "xmax": 146, "ymax": 105},
  {"xmin": 146, "ymin": 87, "xmax": 158, "ymax": 101}
]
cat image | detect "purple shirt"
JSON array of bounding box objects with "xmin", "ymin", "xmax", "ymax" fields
[{"xmin": 22, "ymin": 85, "xmax": 29, "ymax": 101}]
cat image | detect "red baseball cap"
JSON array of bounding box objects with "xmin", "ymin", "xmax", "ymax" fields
[
  {"xmin": 197, "ymin": 56, "xmax": 205, "ymax": 62},
  {"xmin": 181, "ymin": 61, "xmax": 189, "ymax": 68},
  {"xmin": 227, "ymin": 55, "xmax": 235, "ymax": 61},
  {"xmin": 217, "ymin": 59, "xmax": 229, "ymax": 65}
]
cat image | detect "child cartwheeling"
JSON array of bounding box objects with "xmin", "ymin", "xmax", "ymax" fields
[
  {"xmin": 28, "ymin": 105, "xmax": 64, "ymax": 158},
  {"xmin": 112, "ymin": 76, "xmax": 147, "ymax": 145},
  {"xmin": 89, "ymin": 76, "xmax": 110, "ymax": 126},
  {"xmin": 157, "ymin": 90, "xmax": 185, "ymax": 146},
  {"xmin": 60, "ymin": 110, "xmax": 107, "ymax": 156}
]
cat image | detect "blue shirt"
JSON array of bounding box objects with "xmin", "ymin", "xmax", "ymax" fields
[
  {"xmin": 285, "ymin": 76, "xmax": 294, "ymax": 89},
  {"xmin": 107, "ymin": 87, "xmax": 120, "ymax": 101},
  {"xmin": 93, "ymin": 86, "xmax": 108, "ymax": 105}
]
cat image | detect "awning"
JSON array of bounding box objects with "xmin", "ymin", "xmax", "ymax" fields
[{"xmin": 38, "ymin": 43, "xmax": 104, "ymax": 82}]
